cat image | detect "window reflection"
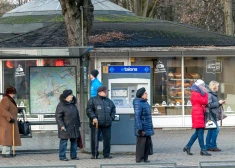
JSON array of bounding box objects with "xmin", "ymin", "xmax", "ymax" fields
[{"xmin": 3, "ymin": 60, "xmax": 37, "ymax": 113}]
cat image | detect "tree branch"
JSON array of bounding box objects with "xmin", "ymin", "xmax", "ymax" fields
[{"xmin": 149, "ymin": 0, "xmax": 160, "ymax": 18}]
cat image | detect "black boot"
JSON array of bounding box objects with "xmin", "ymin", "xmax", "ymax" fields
[
  {"xmin": 200, "ymin": 150, "xmax": 211, "ymax": 156},
  {"xmin": 183, "ymin": 147, "xmax": 193, "ymax": 155}
]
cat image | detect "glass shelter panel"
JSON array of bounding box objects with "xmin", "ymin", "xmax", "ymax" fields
[{"xmin": 2, "ymin": 60, "xmax": 37, "ymax": 113}]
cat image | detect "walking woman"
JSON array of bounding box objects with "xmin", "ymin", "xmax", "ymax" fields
[
  {"xmin": 133, "ymin": 87, "xmax": 154, "ymax": 163},
  {"xmin": 55, "ymin": 89, "xmax": 80, "ymax": 161},
  {"xmin": 0, "ymin": 86, "xmax": 21, "ymax": 157},
  {"xmin": 206, "ymin": 81, "xmax": 225, "ymax": 151},
  {"xmin": 183, "ymin": 80, "xmax": 211, "ymax": 156}
]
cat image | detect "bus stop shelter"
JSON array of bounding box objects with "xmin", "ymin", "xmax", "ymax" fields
[{"xmin": 0, "ymin": 46, "xmax": 92, "ymax": 151}]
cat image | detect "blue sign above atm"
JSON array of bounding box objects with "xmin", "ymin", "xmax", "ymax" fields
[{"xmin": 108, "ymin": 66, "xmax": 151, "ymax": 73}]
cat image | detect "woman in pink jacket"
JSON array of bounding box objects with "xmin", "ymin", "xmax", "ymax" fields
[{"xmin": 183, "ymin": 79, "xmax": 211, "ymax": 156}]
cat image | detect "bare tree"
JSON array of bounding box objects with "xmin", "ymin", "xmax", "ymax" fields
[
  {"xmin": 111, "ymin": 0, "xmax": 229, "ymax": 35},
  {"xmin": 111, "ymin": 0, "xmax": 160, "ymax": 18},
  {"xmin": 0, "ymin": 0, "xmax": 14, "ymax": 17},
  {"xmin": 59, "ymin": 0, "xmax": 94, "ymax": 46},
  {"xmin": 173, "ymin": 0, "xmax": 225, "ymax": 34},
  {"xmin": 17, "ymin": 0, "xmax": 31, "ymax": 6},
  {"xmin": 0, "ymin": 0, "xmax": 32, "ymax": 16}
]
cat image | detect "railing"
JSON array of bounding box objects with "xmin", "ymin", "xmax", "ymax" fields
[
  {"xmin": 100, "ymin": 162, "xmax": 177, "ymax": 168},
  {"xmin": 0, "ymin": 165, "xmax": 76, "ymax": 168},
  {"xmin": 199, "ymin": 161, "xmax": 235, "ymax": 168}
]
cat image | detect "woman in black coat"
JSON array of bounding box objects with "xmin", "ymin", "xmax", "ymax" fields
[
  {"xmin": 55, "ymin": 89, "xmax": 81, "ymax": 161},
  {"xmin": 206, "ymin": 81, "xmax": 225, "ymax": 152}
]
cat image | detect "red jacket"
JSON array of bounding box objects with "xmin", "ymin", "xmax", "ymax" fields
[{"xmin": 191, "ymin": 91, "xmax": 208, "ymax": 128}]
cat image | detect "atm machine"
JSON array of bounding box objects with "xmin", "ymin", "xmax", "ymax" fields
[{"xmin": 102, "ymin": 66, "xmax": 151, "ymax": 145}]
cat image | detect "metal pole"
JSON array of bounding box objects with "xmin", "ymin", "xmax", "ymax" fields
[
  {"xmin": 79, "ymin": 56, "xmax": 85, "ymax": 150},
  {"xmin": 181, "ymin": 51, "xmax": 185, "ymax": 127},
  {"xmin": 80, "ymin": 6, "xmax": 84, "ymax": 47}
]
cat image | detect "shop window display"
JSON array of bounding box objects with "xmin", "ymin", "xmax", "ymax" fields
[
  {"xmin": 134, "ymin": 56, "xmax": 234, "ymax": 116},
  {"xmin": 150, "ymin": 57, "xmax": 221, "ymax": 116},
  {"xmin": 152, "ymin": 57, "xmax": 184, "ymax": 115},
  {"xmin": 152, "ymin": 57, "xmax": 218, "ymax": 115},
  {"xmin": 183, "ymin": 57, "xmax": 207, "ymax": 115}
]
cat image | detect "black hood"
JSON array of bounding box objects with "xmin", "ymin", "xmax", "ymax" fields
[{"xmin": 59, "ymin": 94, "xmax": 77, "ymax": 105}]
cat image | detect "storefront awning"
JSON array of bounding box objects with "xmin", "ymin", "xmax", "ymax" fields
[{"xmin": 0, "ymin": 46, "xmax": 93, "ymax": 59}]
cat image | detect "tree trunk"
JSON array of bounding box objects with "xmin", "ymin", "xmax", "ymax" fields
[
  {"xmin": 125, "ymin": 0, "xmax": 130, "ymax": 10},
  {"xmin": 134, "ymin": 0, "xmax": 141, "ymax": 16},
  {"xmin": 59, "ymin": 0, "xmax": 94, "ymax": 46},
  {"xmin": 122, "ymin": 0, "xmax": 128, "ymax": 9},
  {"xmin": 149, "ymin": 0, "xmax": 159, "ymax": 18},
  {"xmin": 165, "ymin": 5, "xmax": 175, "ymax": 21},
  {"xmin": 224, "ymin": 0, "xmax": 234, "ymax": 35},
  {"xmin": 142, "ymin": 0, "xmax": 150, "ymax": 17},
  {"xmin": 129, "ymin": 0, "xmax": 134, "ymax": 13}
]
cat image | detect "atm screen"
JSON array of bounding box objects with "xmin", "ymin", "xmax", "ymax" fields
[{"xmin": 113, "ymin": 99, "xmax": 124, "ymax": 106}]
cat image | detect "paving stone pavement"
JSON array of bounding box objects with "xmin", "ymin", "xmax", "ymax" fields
[{"xmin": 0, "ymin": 128, "xmax": 235, "ymax": 168}]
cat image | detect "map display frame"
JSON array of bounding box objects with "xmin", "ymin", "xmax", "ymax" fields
[{"xmin": 29, "ymin": 66, "xmax": 77, "ymax": 114}]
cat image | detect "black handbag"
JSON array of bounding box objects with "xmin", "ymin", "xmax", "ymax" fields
[{"xmin": 18, "ymin": 110, "xmax": 31, "ymax": 135}]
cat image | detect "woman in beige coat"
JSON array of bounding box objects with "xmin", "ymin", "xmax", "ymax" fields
[{"xmin": 0, "ymin": 86, "xmax": 21, "ymax": 157}]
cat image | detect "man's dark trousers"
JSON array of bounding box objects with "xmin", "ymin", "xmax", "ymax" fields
[{"xmin": 91, "ymin": 125, "xmax": 111, "ymax": 157}]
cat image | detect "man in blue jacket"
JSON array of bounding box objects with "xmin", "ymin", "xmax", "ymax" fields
[{"xmin": 90, "ymin": 69, "xmax": 102, "ymax": 98}]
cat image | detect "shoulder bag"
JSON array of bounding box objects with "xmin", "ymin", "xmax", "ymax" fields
[
  {"xmin": 18, "ymin": 109, "xmax": 31, "ymax": 136},
  {"xmin": 218, "ymin": 106, "xmax": 227, "ymax": 120},
  {"xmin": 204, "ymin": 109, "xmax": 217, "ymax": 129}
]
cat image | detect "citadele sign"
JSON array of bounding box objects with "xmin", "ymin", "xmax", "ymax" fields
[{"xmin": 108, "ymin": 66, "xmax": 151, "ymax": 73}]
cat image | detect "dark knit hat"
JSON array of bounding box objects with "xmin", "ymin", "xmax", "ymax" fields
[
  {"xmin": 62, "ymin": 89, "xmax": 73, "ymax": 98},
  {"xmin": 5, "ymin": 86, "xmax": 17, "ymax": 94},
  {"xmin": 98, "ymin": 86, "xmax": 109, "ymax": 93},
  {"xmin": 136, "ymin": 87, "xmax": 146, "ymax": 98},
  {"xmin": 90, "ymin": 69, "xmax": 99, "ymax": 78}
]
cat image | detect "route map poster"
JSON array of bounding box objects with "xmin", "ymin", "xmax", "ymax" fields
[{"xmin": 29, "ymin": 66, "xmax": 76, "ymax": 114}]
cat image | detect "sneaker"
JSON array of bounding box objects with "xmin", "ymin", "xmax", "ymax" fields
[{"xmin": 71, "ymin": 157, "xmax": 79, "ymax": 160}]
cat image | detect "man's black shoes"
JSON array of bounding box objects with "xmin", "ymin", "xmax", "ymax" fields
[
  {"xmin": 91, "ymin": 156, "xmax": 99, "ymax": 159},
  {"xmin": 60, "ymin": 158, "xmax": 69, "ymax": 161},
  {"xmin": 71, "ymin": 157, "xmax": 79, "ymax": 160},
  {"xmin": 104, "ymin": 155, "xmax": 112, "ymax": 159}
]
